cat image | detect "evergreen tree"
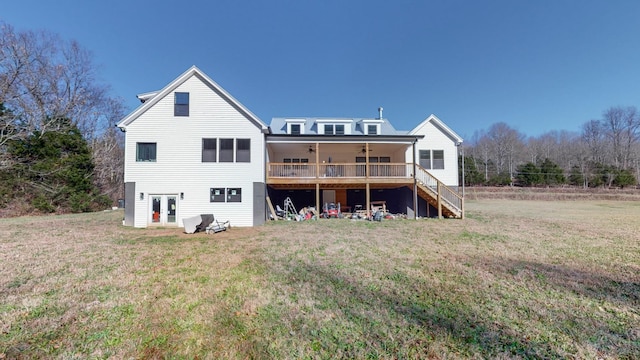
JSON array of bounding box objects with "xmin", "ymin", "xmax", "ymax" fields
[
  {"xmin": 6, "ymin": 118, "xmax": 110, "ymax": 212},
  {"xmin": 540, "ymin": 158, "xmax": 566, "ymax": 185},
  {"xmin": 568, "ymin": 165, "xmax": 585, "ymax": 187},
  {"xmin": 613, "ymin": 168, "xmax": 636, "ymax": 188},
  {"xmin": 515, "ymin": 162, "xmax": 542, "ymax": 186},
  {"xmin": 460, "ymin": 155, "xmax": 485, "ymax": 186}
]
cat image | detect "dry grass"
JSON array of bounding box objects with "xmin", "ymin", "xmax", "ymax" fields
[{"xmin": 1, "ymin": 201, "xmax": 639, "ymax": 359}]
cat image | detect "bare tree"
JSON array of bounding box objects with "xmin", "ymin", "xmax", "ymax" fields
[
  {"xmin": 581, "ymin": 119, "xmax": 606, "ymax": 164},
  {"xmin": 0, "ymin": 23, "xmax": 112, "ymax": 139},
  {"xmin": 1, "ymin": 21, "xmax": 126, "ymax": 210},
  {"xmin": 486, "ymin": 122, "xmax": 524, "ymax": 181}
]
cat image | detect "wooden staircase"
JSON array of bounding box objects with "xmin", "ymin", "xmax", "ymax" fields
[{"xmin": 413, "ymin": 166, "xmax": 464, "ymax": 218}]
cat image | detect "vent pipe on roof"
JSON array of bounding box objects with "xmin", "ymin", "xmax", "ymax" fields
[{"xmin": 378, "ymin": 107, "xmax": 383, "ymax": 119}]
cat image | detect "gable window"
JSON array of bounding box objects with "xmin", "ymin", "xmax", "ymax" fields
[
  {"xmin": 324, "ymin": 124, "xmax": 334, "ymax": 135},
  {"xmin": 136, "ymin": 143, "xmax": 157, "ymax": 162},
  {"xmin": 236, "ymin": 139, "xmax": 250, "ymax": 162},
  {"xmin": 202, "ymin": 138, "xmax": 217, "ymax": 162},
  {"xmin": 432, "ymin": 150, "xmax": 445, "ymax": 169},
  {"xmin": 290, "ymin": 124, "xmax": 301, "ymax": 135},
  {"xmin": 219, "ymin": 138, "xmax": 234, "ymax": 162},
  {"xmin": 174, "ymin": 92, "xmax": 189, "ymax": 116},
  {"xmin": 419, "ymin": 150, "xmax": 431, "ymax": 169},
  {"xmin": 367, "ymin": 124, "xmax": 378, "ymax": 135}
]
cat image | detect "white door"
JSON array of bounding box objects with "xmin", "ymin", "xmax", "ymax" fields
[{"xmin": 150, "ymin": 194, "xmax": 178, "ymax": 226}]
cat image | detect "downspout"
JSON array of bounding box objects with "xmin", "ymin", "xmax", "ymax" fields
[{"xmin": 412, "ymin": 139, "xmax": 418, "ymax": 220}]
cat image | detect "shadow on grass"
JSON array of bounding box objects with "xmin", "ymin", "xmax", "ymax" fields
[
  {"xmin": 262, "ymin": 260, "xmax": 563, "ymax": 358},
  {"xmin": 469, "ymin": 257, "xmax": 640, "ymax": 357},
  {"xmin": 474, "ymin": 258, "xmax": 639, "ymax": 309}
]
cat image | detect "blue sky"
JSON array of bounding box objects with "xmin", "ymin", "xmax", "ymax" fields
[{"xmin": 4, "ymin": 0, "xmax": 640, "ymax": 140}]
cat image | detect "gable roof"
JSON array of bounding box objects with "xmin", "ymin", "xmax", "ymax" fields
[
  {"xmin": 117, "ymin": 66, "xmax": 268, "ymax": 132},
  {"xmin": 409, "ymin": 114, "xmax": 463, "ymax": 144}
]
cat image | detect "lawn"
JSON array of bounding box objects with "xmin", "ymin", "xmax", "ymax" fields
[{"xmin": 1, "ymin": 200, "xmax": 639, "ymax": 359}]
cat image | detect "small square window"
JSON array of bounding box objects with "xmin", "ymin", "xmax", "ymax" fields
[
  {"xmin": 335, "ymin": 124, "xmax": 345, "ymax": 135},
  {"xmin": 290, "ymin": 124, "xmax": 301, "ymax": 135},
  {"xmin": 136, "ymin": 143, "xmax": 157, "ymax": 162},
  {"xmin": 324, "ymin": 124, "xmax": 334, "ymax": 135},
  {"xmin": 367, "ymin": 124, "xmax": 378, "ymax": 135},
  {"xmin": 219, "ymin": 138, "xmax": 234, "ymax": 162},
  {"xmin": 174, "ymin": 92, "xmax": 189, "ymax": 116},
  {"xmin": 227, "ymin": 188, "xmax": 242, "ymax": 202},
  {"xmin": 210, "ymin": 188, "xmax": 225, "ymax": 202},
  {"xmin": 202, "ymin": 138, "xmax": 217, "ymax": 162}
]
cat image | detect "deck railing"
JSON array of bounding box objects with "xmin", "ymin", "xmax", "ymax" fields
[
  {"xmin": 415, "ymin": 165, "xmax": 463, "ymax": 217},
  {"xmin": 267, "ymin": 162, "xmax": 463, "ymax": 218},
  {"xmin": 268, "ymin": 162, "xmax": 413, "ymax": 179}
]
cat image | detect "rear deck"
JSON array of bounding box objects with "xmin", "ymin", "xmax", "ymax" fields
[{"xmin": 266, "ymin": 162, "xmax": 463, "ymax": 218}]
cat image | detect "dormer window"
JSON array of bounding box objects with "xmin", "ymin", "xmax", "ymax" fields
[
  {"xmin": 316, "ymin": 119, "xmax": 352, "ymax": 135},
  {"xmin": 285, "ymin": 119, "xmax": 306, "ymax": 135},
  {"xmin": 362, "ymin": 119, "xmax": 383, "ymax": 135},
  {"xmin": 324, "ymin": 124, "xmax": 345, "ymax": 135}
]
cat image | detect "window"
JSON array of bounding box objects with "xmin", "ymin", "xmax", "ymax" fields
[
  {"xmin": 286, "ymin": 120, "xmax": 306, "ymax": 134},
  {"xmin": 136, "ymin": 143, "xmax": 157, "ymax": 162},
  {"xmin": 227, "ymin": 188, "xmax": 242, "ymax": 202},
  {"xmin": 283, "ymin": 158, "xmax": 309, "ymax": 163},
  {"xmin": 236, "ymin": 139, "xmax": 250, "ymax": 162},
  {"xmin": 419, "ymin": 150, "xmax": 445, "ymax": 169},
  {"xmin": 219, "ymin": 138, "xmax": 234, "ymax": 162},
  {"xmin": 323, "ymin": 124, "xmax": 346, "ymax": 135},
  {"xmin": 419, "ymin": 150, "xmax": 431, "ymax": 169},
  {"xmin": 202, "ymin": 138, "xmax": 217, "ymax": 162},
  {"xmin": 174, "ymin": 92, "xmax": 189, "ymax": 116},
  {"xmin": 432, "ymin": 150, "xmax": 445, "ymax": 169},
  {"xmin": 367, "ymin": 124, "xmax": 378, "ymax": 135},
  {"xmin": 210, "ymin": 188, "xmax": 225, "ymax": 202}
]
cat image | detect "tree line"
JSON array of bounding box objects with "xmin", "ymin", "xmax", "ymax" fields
[
  {"xmin": 1, "ymin": 22, "xmax": 124, "ymax": 215},
  {"xmin": 461, "ymin": 107, "xmax": 640, "ymax": 188}
]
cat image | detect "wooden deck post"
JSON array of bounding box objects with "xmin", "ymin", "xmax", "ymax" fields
[
  {"xmin": 316, "ymin": 183, "xmax": 320, "ymax": 216},
  {"xmin": 315, "ymin": 143, "xmax": 320, "ymax": 215},
  {"xmin": 437, "ymin": 182, "xmax": 443, "ymax": 219},
  {"xmin": 412, "ymin": 141, "xmax": 418, "ymax": 220},
  {"xmin": 365, "ymin": 143, "xmax": 370, "ymax": 218}
]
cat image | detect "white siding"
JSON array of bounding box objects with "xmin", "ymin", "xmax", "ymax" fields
[
  {"xmin": 405, "ymin": 120, "xmax": 460, "ymax": 187},
  {"xmin": 124, "ymin": 75, "xmax": 265, "ymax": 227}
]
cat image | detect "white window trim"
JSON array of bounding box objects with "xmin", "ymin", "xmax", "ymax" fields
[
  {"xmin": 316, "ymin": 119, "xmax": 352, "ymax": 135},
  {"xmin": 362, "ymin": 119, "xmax": 383, "ymax": 135},
  {"xmin": 285, "ymin": 119, "xmax": 306, "ymax": 135}
]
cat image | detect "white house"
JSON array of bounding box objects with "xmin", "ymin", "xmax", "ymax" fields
[
  {"xmin": 118, "ymin": 66, "xmax": 464, "ymax": 228},
  {"xmin": 117, "ymin": 66, "xmax": 269, "ymax": 228}
]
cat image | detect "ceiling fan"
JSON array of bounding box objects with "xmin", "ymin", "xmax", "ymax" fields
[
  {"xmin": 359, "ymin": 145, "xmax": 373, "ymax": 154},
  {"xmin": 308, "ymin": 145, "xmax": 315, "ymax": 153}
]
